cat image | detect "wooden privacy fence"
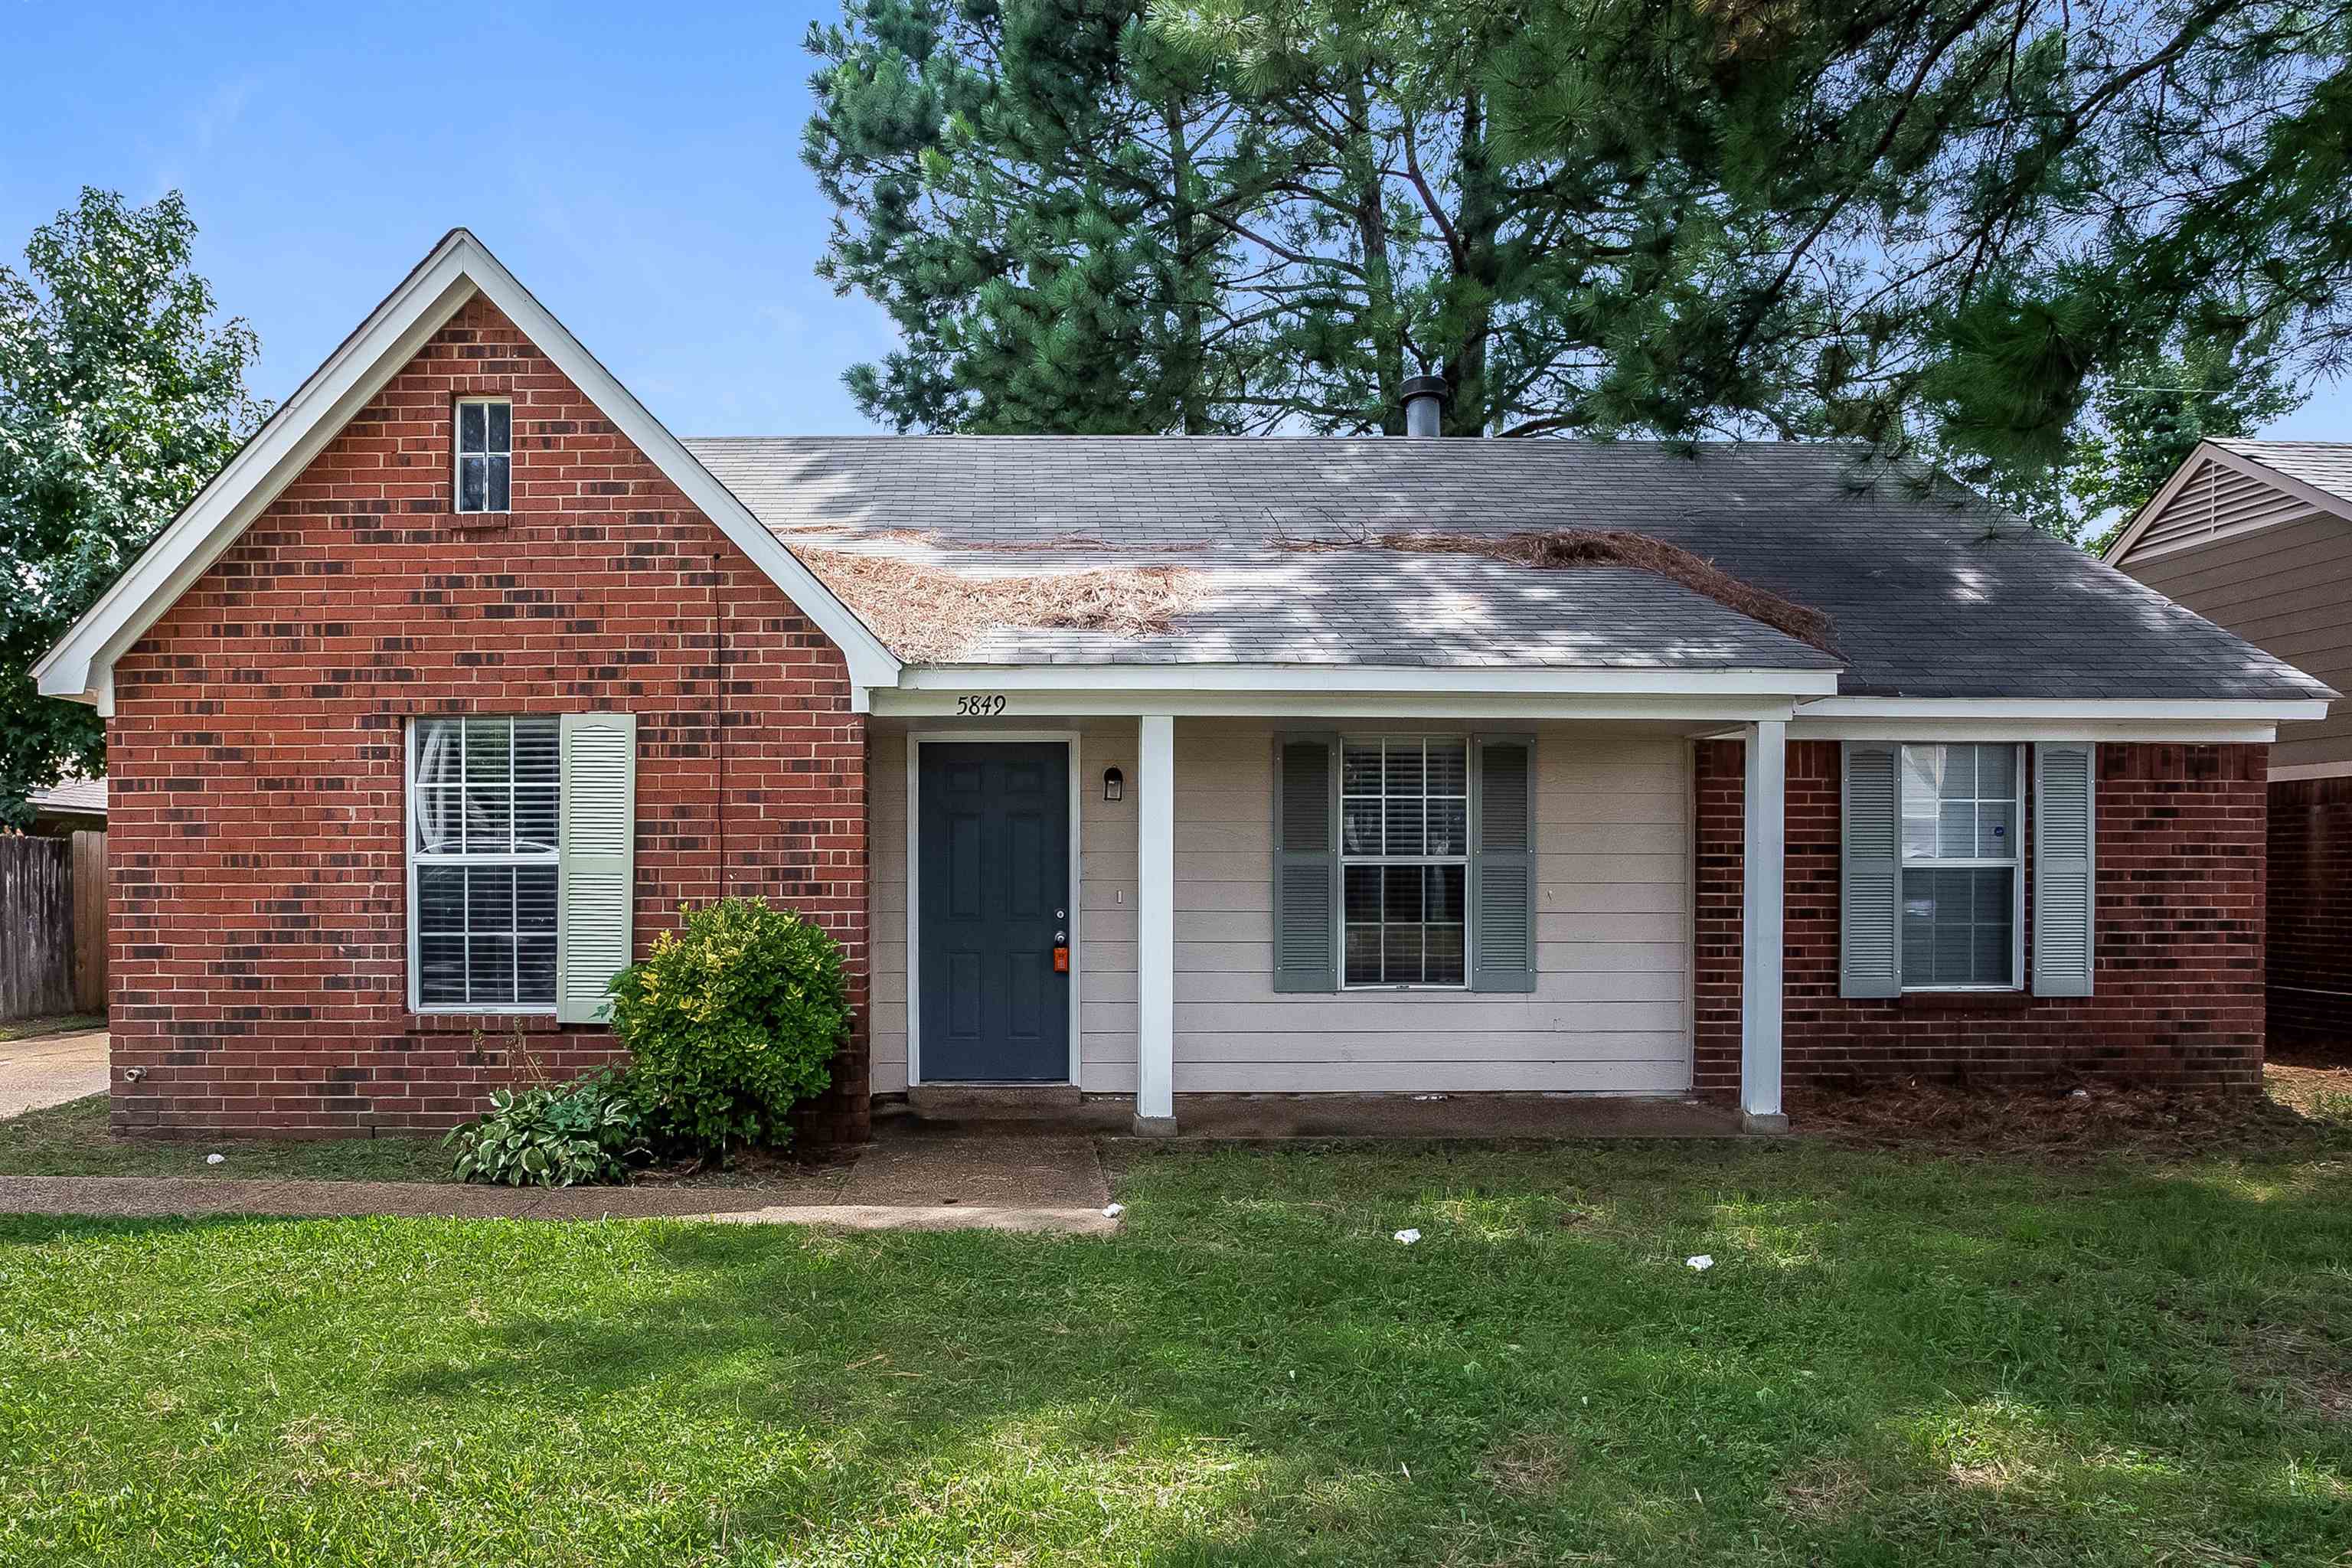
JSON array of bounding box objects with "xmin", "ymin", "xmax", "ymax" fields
[{"xmin": 0, "ymin": 832, "xmax": 106, "ymax": 1021}]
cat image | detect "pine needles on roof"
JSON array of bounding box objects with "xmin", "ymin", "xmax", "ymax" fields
[
  {"xmin": 1372, "ymin": 528, "xmax": 1839, "ymax": 655},
  {"xmin": 798, "ymin": 549, "xmax": 1206, "ymax": 663}
]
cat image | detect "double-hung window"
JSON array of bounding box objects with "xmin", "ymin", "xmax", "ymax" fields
[
  {"xmin": 1340, "ymin": 737, "xmax": 1468, "ymax": 987},
  {"xmin": 455, "ymin": 398, "xmax": 511, "ymax": 514},
  {"xmin": 1897, "ymin": 742, "xmax": 2023, "ymax": 989},
  {"xmin": 410, "ymin": 716, "xmax": 560, "ymax": 1010}
]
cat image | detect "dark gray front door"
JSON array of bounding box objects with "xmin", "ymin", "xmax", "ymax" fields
[{"xmin": 918, "ymin": 742, "xmax": 1071, "ymax": 1082}]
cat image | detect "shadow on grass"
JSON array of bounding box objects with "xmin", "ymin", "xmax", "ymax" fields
[
  {"xmin": 4, "ymin": 1142, "xmax": 2348, "ymax": 1563},
  {"xmin": 401, "ymin": 1148, "xmax": 2352, "ymax": 1560}
]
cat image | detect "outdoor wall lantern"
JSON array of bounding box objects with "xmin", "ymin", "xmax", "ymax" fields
[{"xmin": 1103, "ymin": 766, "xmax": 1125, "ymax": 803}]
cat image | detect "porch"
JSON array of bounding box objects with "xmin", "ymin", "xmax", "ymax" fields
[{"xmin": 862, "ymin": 691, "xmax": 1794, "ymax": 1134}]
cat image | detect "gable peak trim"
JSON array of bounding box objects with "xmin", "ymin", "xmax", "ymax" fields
[{"xmin": 34, "ymin": 230, "xmax": 900, "ymax": 714}]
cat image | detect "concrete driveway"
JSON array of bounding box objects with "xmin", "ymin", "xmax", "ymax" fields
[{"xmin": 0, "ymin": 1028, "xmax": 109, "ymax": 1118}]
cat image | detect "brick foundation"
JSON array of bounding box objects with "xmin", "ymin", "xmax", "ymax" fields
[
  {"xmin": 1694, "ymin": 740, "xmax": 2268, "ymax": 1096},
  {"xmin": 2269, "ymin": 775, "xmax": 2352, "ymax": 1047},
  {"xmin": 106, "ymin": 298, "xmax": 871, "ymax": 1145}
]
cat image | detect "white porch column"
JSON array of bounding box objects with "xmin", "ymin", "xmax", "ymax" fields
[
  {"xmin": 1135, "ymin": 713, "xmax": 1178, "ymax": 1133},
  {"xmin": 1740, "ymin": 719, "xmax": 1788, "ymax": 1132}
]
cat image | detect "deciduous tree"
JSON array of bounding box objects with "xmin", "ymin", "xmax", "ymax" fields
[{"xmin": 0, "ymin": 189, "xmax": 265, "ymax": 825}]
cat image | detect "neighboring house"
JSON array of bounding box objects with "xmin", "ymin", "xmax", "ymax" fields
[
  {"xmin": 23, "ymin": 776, "xmax": 105, "ymax": 837},
  {"xmin": 33, "ymin": 233, "xmax": 2334, "ymax": 1142},
  {"xmin": 2108, "ymin": 441, "xmax": 2352, "ymax": 1046}
]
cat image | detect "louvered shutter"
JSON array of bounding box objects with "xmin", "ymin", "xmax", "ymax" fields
[
  {"xmin": 1472, "ymin": 736, "xmax": 1537, "ymax": 993},
  {"xmin": 557, "ymin": 712, "xmax": 637, "ymax": 1024},
  {"xmin": 1272, "ymin": 734, "xmax": 1338, "ymax": 992},
  {"xmin": 1840, "ymin": 742, "xmax": 1901, "ymax": 998},
  {"xmin": 2033, "ymin": 742, "xmax": 2096, "ymax": 996}
]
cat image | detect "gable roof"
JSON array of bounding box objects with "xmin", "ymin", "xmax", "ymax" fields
[
  {"xmin": 33, "ymin": 230, "xmax": 900, "ymax": 714},
  {"xmin": 2213, "ymin": 439, "xmax": 2352, "ymax": 501},
  {"xmin": 688, "ymin": 436, "xmax": 2328, "ymax": 703},
  {"xmin": 26, "ymin": 776, "xmax": 105, "ymax": 817},
  {"xmin": 2105, "ymin": 439, "xmax": 2352, "ymax": 567}
]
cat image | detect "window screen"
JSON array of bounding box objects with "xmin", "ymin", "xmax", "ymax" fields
[
  {"xmin": 1341, "ymin": 737, "xmax": 1468, "ymax": 986},
  {"xmin": 1897, "ymin": 743, "xmax": 2020, "ymax": 988},
  {"xmin": 456, "ymin": 400, "xmax": 512, "ymax": 513},
  {"xmin": 410, "ymin": 716, "xmax": 559, "ymax": 1007}
]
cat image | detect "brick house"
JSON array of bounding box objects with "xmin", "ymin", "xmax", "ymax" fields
[
  {"xmin": 2108, "ymin": 442, "xmax": 2352, "ymax": 1049},
  {"xmin": 34, "ymin": 233, "xmax": 2335, "ymax": 1141}
]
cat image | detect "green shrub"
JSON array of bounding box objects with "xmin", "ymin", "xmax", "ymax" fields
[
  {"xmin": 445, "ymin": 1069, "xmax": 645, "ymax": 1187},
  {"xmin": 609, "ymin": 897, "xmax": 850, "ymax": 1155}
]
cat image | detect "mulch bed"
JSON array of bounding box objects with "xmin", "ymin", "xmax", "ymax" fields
[{"xmin": 1789, "ymin": 1065, "xmax": 2352, "ymax": 1160}]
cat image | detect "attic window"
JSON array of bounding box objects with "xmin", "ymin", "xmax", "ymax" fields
[{"xmin": 456, "ymin": 399, "xmax": 511, "ymax": 514}]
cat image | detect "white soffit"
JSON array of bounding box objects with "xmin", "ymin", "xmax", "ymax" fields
[{"xmin": 33, "ymin": 229, "xmax": 901, "ymax": 714}]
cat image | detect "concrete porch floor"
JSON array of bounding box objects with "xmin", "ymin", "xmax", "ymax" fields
[{"xmin": 884, "ymin": 1090, "xmax": 1747, "ymax": 1141}]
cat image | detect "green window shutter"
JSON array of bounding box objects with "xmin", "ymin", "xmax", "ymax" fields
[
  {"xmin": 1840, "ymin": 741, "xmax": 1901, "ymax": 998},
  {"xmin": 1472, "ymin": 735, "xmax": 1537, "ymax": 993},
  {"xmin": 2032, "ymin": 742, "xmax": 2096, "ymax": 997},
  {"xmin": 1272, "ymin": 734, "xmax": 1338, "ymax": 992},
  {"xmin": 557, "ymin": 712, "xmax": 637, "ymax": 1024}
]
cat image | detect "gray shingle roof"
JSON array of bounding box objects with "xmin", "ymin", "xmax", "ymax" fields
[
  {"xmin": 685, "ymin": 436, "xmax": 2332, "ymax": 701},
  {"xmin": 27, "ymin": 775, "xmax": 105, "ymax": 815},
  {"xmin": 2212, "ymin": 439, "xmax": 2352, "ymax": 505}
]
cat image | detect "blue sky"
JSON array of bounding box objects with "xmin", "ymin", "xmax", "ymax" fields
[
  {"xmin": 3, "ymin": 0, "xmax": 2346, "ymax": 443},
  {"xmin": 2, "ymin": 0, "xmax": 897, "ymax": 435}
]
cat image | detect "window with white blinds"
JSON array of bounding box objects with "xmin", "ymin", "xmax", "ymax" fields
[
  {"xmin": 403, "ymin": 709, "xmax": 644, "ymax": 1033},
  {"xmin": 1341, "ymin": 737, "xmax": 1469, "ymax": 988},
  {"xmin": 410, "ymin": 716, "xmax": 560, "ymax": 1009},
  {"xmin": 1897, "ymin": 743, "xmax": 2024, "ymax": 989}
]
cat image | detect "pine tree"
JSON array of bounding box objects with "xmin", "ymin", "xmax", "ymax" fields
[{"xmin": 805, "ymin": 0, "xmax": 2352, "ymax": 468}]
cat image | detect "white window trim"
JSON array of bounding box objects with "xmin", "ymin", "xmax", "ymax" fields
[
  {"xmin": 405, "ymin": 716, "xmax": 560, "ymax": 1015},
  {"xmin": 1896, "ymin": 740, "xmax": 2026, "ymax": 993},
  {"xmin": 453, "ymin": 397, "xmax": 512, "ymax": 515},
  {"xmin": 1338, "ymin": 734, "xmax": 1472, "ymax": 992}
]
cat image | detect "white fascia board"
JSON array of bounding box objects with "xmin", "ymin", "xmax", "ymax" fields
[
  {"xmin": 34, "ymin": 229, "xmax": 900, "ymax": 714},
  {"xmin": 1787, "ymin": 694, "xmax": 2326, "ymax": 743},
  {"xmin": 459, "ymin": 237, "xmax": 900, "ymax": 690},
  {"xmin": 874, "ymin": 688, "xmax": 1806, "ymax": 723},
  {"xmin": 897, "ymin": 664, "xmax": 1842, "ymax": 697},
  {"xmin": 37, "ymin": 248, "xmax": 476, "ymax": 713},
  {"xmin": 2270, "ymin": 760, "xmax": 2352, "ymax": 782},
  {"xmin": 1798, "ymin": 696, "xmax": 2330, "ymax": 721},
  {"xmin": 1788, "ymin": 720, "xmax": 2281, "ymax": 743}
]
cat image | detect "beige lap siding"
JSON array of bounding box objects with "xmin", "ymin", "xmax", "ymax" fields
[
  {"xmin": 870, "ymin": 718, "xmax": 1694, "ymax": 1096},
  {"xmin": 867, "ymin": 720, "xmax": 1138, "ymax": 1093},
  {"xmin": 1159, "ymin": 721, "xmax": 1693, "ymax": 1096}
]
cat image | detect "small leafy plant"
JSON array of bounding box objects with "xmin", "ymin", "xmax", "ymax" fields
[
  {"xmin": 445, "ymin": 1069, "xmax": 646, "ymax": 1187},
  {"xmin": 609, "ymin": 897, "xmax": 851, "ymax": 1157}
]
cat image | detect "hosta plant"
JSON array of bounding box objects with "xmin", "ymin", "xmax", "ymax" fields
[{"xmin": 445, "ymin": 1069, "xmax": 646, "ymax": 1187}]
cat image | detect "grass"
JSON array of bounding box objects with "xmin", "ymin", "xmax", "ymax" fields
[
  {"xmin": 0, "ymin": 1095, "xmax": 450, "ymax": 1181},
  {"xmin": 0, "ymin": 1013, "xmax": 104, "ymax": 1043},
  {"xmin": 2, "ymin": 1136, "xmax": 2349, "ymax": 1564}
]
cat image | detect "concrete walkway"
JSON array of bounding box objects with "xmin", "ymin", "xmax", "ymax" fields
[
  {"xmin": 0, "ymin": 1028, "xmax": 108, "ymax": 1119},
  {"xmin": 0, "ymin": 1132, "xmax": 1118, "ymax": 1234}
]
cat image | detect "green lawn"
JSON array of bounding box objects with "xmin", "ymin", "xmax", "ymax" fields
[
  {"xmin": 0, "ymin": 1094, "xmax": 449, "ymax": 1181},
  {"xmin": 2, "ymin": 1138, "xmax": 2347, "ymax": 1565}
]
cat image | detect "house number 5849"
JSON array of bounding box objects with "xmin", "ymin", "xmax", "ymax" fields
[{"xmin": 956, "ymin": 694, "xmax": 1008, "ymax": 717}]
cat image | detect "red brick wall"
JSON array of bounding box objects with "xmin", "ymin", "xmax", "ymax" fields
[
  {"xmin": 106, "ymin": 297, "xmax": 871, "ymax": 1143},
  {"xmin": 1694, "ymin": 740, "xmax": 2267, "ymax": 1096},
  {"xmin": 2269, "ymin": 776, "xmax": 2352, "ymax": 1046}
]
